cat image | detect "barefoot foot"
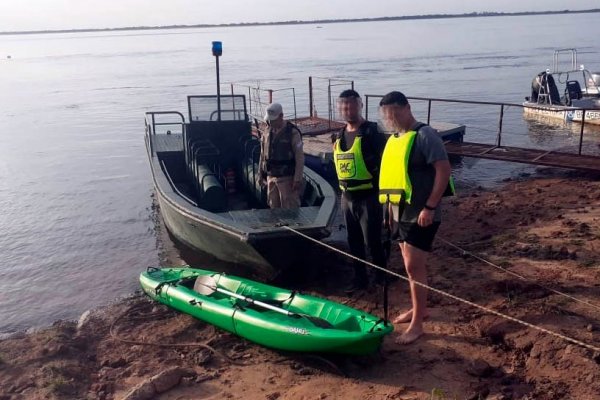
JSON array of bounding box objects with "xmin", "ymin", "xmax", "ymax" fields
[
  {"xmin": 392, "ymin": 309, "xmax": 430, "ymax": 324},
  {"xmin": 392, "ymin": 309, "xmax": 413, "ymax": 324},
  {"xmin": 395, "ymin": 327, "xmax": 424, "ymax": 344}
]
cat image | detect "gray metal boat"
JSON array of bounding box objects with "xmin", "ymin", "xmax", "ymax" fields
[{"xmin": 145, "ymin": 94, "xmax": 337, "ymax": 277}]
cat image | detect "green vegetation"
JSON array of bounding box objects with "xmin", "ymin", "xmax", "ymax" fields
[
  {"xmin": 431, "ymin": 388, "xmax": 447, "ymax": 400},
  {"xmin": 47, "ymin": 377, "xmax": 70, "ymax": 393},
  {"xmin": 490, "ymin": 233, "xmax": 514, "ymax": 246},
  {"xmin": 42, "ymin": 364, "xmax": 75, "ymax": 395},
  {"xmin": 578, "ymin": 259, "xmax": 598, "ymax": 268},
  {"xmin": 1, "ymin": 8, "xmax": 599, "ymax": 36},
  {"xmin": 430, "ymin": 388, "xmax": 462, "ymax": 400},
  {"xmin": 506, "ymin": 290, "xmax": 520, "ymax": 306}
]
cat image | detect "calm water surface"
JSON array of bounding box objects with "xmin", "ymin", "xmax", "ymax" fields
[{"xmin": 1, "ymin": 13, "xmax": 599, "ymax": 334}]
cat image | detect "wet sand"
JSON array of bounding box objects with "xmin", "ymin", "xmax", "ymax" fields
[{"xmin": 1, "ymin": 168, "xmax": 600, "ymax": 400}]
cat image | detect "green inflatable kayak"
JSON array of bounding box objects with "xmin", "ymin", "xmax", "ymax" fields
[{"xmin": 140, "ymin": 267, "xmax": 393, "ymax": 355}]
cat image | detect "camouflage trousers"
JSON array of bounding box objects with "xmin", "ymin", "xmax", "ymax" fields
[{"xmin": 267, "ymin": 176, "xmax": 301, "ymax": 209}]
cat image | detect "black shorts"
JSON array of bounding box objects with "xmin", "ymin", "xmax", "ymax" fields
[{"xmin": 396, "ymin": 222, "xmax": 441, "ymax": 252}]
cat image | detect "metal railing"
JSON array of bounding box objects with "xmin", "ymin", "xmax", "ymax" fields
[
  {"xmin": 229, "ymin": 83, "xmax": 297, "ymax": 123},
  {"xmin": 308, "ymin": 76, "xmax": 354, "ymax": 121},
  {"xmin": 227, "ymin": 78, "xmax": 354, "ymax": 135},
  {"xmin": 364, "ymin": 95, "xmax": 594, "ymax": 155},
  {"xmin": 144, "ymin": 111, "xmax": 185, "ymax": 154}
]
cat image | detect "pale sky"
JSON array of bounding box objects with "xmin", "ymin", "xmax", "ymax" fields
[{"xmin": 0, "ymin": 0, "xmax": 598, "ymax": 32}]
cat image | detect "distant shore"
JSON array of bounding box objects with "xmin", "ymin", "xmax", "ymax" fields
[{"xmin": 1, "ymin": 8, "xmax": 599, "ymax": 36}]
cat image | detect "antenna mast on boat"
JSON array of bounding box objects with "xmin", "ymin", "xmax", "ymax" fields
[{"xmin": 212, "ymin": 41, "xmax": 223, "ymax": 121}]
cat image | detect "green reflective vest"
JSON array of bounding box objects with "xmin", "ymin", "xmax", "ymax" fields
[
  {"xmin": 379, "ymin": 129, "xmax": 455, "ymax": 205},
  {"xmin": 333, "ymin": 136, "xmax": 373, "ymax": 192}
]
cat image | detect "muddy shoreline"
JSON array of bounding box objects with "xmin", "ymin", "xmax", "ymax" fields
[{"xmin": 1, "ymin": 168, "xmax": 600, "ymax": 400}]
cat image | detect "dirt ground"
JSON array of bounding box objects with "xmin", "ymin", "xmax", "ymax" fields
[{"xmin": 1, "ymin": 168, "xmax": 600, "ymax": 400}]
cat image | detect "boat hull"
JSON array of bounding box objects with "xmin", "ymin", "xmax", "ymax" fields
[
  {"xmin": 150, "ymin": 153, "xmax": 335, "ymax": 277},
  {"xmin": 523, "ymin": 102, "xmax": 600, "ymax": 125},
  {"xmin": 156, "ymin": 192, "xmax": 271, "ymax": 272},
  {"xmin": 140, "ymin": 267, "xmax": 393, "ymax": 355}
]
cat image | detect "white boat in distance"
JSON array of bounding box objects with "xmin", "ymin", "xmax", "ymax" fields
[{"xmin": 523, "ymin": 49, "xmax": 600, "ymax": 125}]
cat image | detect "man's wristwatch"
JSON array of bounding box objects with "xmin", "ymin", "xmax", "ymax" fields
[{"xmin": 423, "ymin": 204, "xmax": 436, "ymax": 211}]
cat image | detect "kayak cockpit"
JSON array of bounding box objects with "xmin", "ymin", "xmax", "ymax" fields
[{"xmin": 173, "ymin": 272, "xmax": 379, "ymax": 333}]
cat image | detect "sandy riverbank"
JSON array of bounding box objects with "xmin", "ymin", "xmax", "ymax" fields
[{"xmin": 1, "ymin": 168, "xmax": 599, "ymax": 400}]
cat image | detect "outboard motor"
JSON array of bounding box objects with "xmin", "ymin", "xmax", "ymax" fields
[
  {"xmin": 531, "ymin": 71, "xmax": 562, "ymax": 105},
  {"xmin": 546, "ymin": 74, "xmax": 562, "ymax": 105}
]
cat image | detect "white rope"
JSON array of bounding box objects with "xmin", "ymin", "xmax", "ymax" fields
[
  {"xmin": 283, "ymin": 226, "xmax": 600, "ymax": 353},
  {"xmin": 437, "ymin": 237, "xmax": 600, "ymax": 313}
]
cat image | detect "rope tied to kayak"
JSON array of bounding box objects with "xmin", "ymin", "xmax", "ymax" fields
[{"xmin": 283, "ymin": 226, "xmax": 600, "ymax": 354}]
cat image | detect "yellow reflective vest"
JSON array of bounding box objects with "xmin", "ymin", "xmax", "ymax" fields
[
  {"xmin": 333, "ymin": 136, "xmax": 374, "ymax": 191},
  {"xmin": 379, "ymin": 129, "xmax": 455, "ymax": 205}
]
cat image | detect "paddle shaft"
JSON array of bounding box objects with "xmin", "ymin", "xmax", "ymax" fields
[
  {"xmin": 208, "ymin": 284, "xmax": 295, "ymax": 317},
  {"xmin": 152, "ymin": 273, "xmax": 290, "ymax": 316},
  {"xmin": 194, "ymin": 277, "xmax": 334, "ymax": 329}
]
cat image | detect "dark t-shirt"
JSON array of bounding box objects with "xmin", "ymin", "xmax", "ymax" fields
[{"xmin": 401, "ymin": 122, "xmax": 449, "ymax": 223}]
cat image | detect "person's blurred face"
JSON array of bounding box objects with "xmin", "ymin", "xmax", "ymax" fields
[
  {"xmin": 337, "ymin": 96, "xmax": 362, "ymax": 123},
  {"xmin": 267, "ymin": 113, "xmax": 284, "ymax": 130},
  {"xmin": 379, "ymin": 104, "xmax": 410, "ymax": 132}
]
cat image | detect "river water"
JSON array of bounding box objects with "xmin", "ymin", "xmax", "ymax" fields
[{"xmin": 1, "ymin": 13, "xmax": 599, "ymax": 334}]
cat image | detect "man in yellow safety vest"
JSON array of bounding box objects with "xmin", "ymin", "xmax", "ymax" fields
[
  {"xmin": 379, "ymin": 91, "xmax": 454, "ymax": 344},
  {"xmin": 332, "ymin": 89, "xmax": 388, "ymax": 292}
]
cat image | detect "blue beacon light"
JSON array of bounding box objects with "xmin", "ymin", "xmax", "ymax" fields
[{"xmin": 212, "ymin": 41, "xmax": 223, "ymax": 57}]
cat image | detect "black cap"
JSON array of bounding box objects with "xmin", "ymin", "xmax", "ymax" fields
[
  {"xmin": 339, "ymin": 89, "xmax": 361, "ymax": 99},
  {"xmin": 379, "ymin": 91, "xmax": 408, "ymax": 106}
]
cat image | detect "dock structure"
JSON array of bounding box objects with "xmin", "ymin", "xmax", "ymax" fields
[
  {"xmin": 293, "ymin": 116, "xmax": 345, "ymax": 136},
  {"xmin": 364, "ymin": 94, "xmax": 600, "ymax": 173},
  {"xmin": 302, "ymin": 112, "xmax": 600, "ymax": 174},
  {"xmin": 445, "ymin": 142, "xmax": 600, "ymax": 172},
  {"xmin": 233, "ymin": 80, "xmax": 600, "ymax": 174}
]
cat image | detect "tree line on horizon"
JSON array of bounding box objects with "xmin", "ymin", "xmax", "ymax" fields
[{"xmin": 2, "ymin": 8, "xmax": 599, "ymax": 36}]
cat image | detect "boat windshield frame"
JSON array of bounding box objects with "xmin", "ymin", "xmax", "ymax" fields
[{"xmin": 188, "ymin": 95, "xmax": 248, "ymax": 122}]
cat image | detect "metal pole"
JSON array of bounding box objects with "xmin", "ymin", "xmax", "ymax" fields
[
  {"xmin": 365, "ymin": 95, "xmax": 369, "ymax": 120},
  {"xmin": 150, "ymin": 114, "xmax": 155, "ymax": 154},
  {"xmin": 212, "ymin": 41, "xmax": 223, "ymax": 121},
  {"xmin": 229, "ymin": 83, "xmax": 236, "ymax": 120},
  {"xmin": 496, "ymin": 104, "xmax": 504, "ymax": 146},
  {"xmin": 248, "ymin": 87, "xmax": 252, "ymax": 117},
  {"xmin": 215, "ymin": 55, "xmax": 221, "ymax": 121},
  {"xmin": 427, "ymin": 100, "xmax": 432, "ymax": 125},
  {"xmin": 578, "ymin": 110, "xmax": 586, "ymax": 155},
  {"xmin": 309, "ymin": 76, "xmax": 314, "ymax": 117},
  {"xmin": 268, "ymin": 89, "xmax": 273, "ymax": 104},
  {"xmin": 328, "ymin": 79, "xmax": 332, "ymax": 130},
  {"xmin": 292, "ymin": 88, "xmax": 297, "ymax": 120}
]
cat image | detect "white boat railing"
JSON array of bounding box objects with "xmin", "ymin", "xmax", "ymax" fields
[{"xmin": 553, "ymin": 48, "xmax": 578, "ymax": 73}]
